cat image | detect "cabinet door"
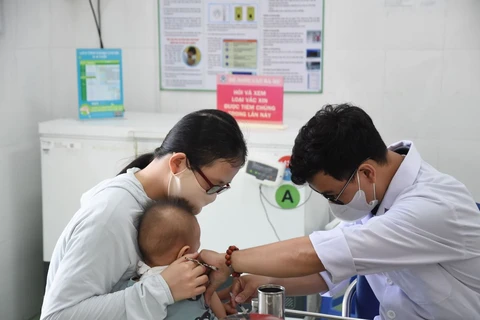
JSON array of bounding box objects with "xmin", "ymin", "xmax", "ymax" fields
[{"xmin": 40, "ymin": 137, "xmax": 135, "ymax": 261}]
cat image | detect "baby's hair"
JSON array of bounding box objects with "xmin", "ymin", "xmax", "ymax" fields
[{"xmin": 138, "ymin": 197, "xmax": 198, "ymax": 265}]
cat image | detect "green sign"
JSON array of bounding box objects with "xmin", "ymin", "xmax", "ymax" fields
[{"xmin": 275, "ymin": 185, "xmax": 300, "ymax": 209}]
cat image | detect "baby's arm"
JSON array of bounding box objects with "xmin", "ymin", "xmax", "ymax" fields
[{"xmin": 210, "ymin": 292, "xmax": 227, "ymax": 319}]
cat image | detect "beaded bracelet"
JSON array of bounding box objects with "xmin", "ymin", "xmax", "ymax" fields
[{"xmin": 225, "ymin": 245, "xmax": 242, "ymax": 277}]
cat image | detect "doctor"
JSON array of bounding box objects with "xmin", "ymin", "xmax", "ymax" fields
[{"xmin": 201, "ymin": 104, "xmax": 480, "ymax": 319}]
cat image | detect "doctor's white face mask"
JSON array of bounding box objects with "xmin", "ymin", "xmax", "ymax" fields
[
  {"xmin": 168, "ymin": 168, "xmax": 217, "ymax": 214},
  {"xmin": 329, "ymin": 172, "xmax": 378, "ymax": 222}
]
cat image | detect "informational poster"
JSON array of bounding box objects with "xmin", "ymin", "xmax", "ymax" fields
[
  {"xmin": 159, "ymin": 0, "xmax": 324, "ymax": 93},
  {"xmin": 217, "ymin": 74, "xmax": 283, "ymax": 125},
  {"xmin": 76, "ymin": 49, "xmax": 124, "ymax": 119}
]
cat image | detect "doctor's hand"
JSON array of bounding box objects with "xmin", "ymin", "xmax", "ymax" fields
[
  {"xmin": 161, "ymin": 252, "xmax": 208, "ymax": 302},
  {"xmin": 199, "ymin": 249, "xmax": 231, "ymax": 306},
  {"xmin": 218, "ymin": 275, "xmax": 271, "ymax": 306}
]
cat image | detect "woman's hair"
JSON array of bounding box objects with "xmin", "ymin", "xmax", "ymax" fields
[{"xmin": 118, "ymin": 109, "xmax": 247, "ymax": 175}]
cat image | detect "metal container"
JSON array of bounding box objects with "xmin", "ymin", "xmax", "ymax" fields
[
  {"xmin": 251, "ymin": 298, "xmax": 259, "ymax": 313},
  {"xmin": 257, "ymin": 284, "xmax": 285, "ymax": 319}
]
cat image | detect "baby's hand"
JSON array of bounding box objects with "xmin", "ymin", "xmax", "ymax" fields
[
  {"xmin": 210, "ymin": 292, "xmax": 227, "ymax": 319},
  {"xmin": 223, "ymin": 300, "xmax": 238, "ymax": 315}
]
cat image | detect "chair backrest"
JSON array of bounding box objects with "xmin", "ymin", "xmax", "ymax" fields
[
  {"xmin": 355, "ymin": 276, "xmax": 380, "ymax": 319},
  {"xmin": 477, "ymin": 203, "xmax": 480, "ymax": 211}
]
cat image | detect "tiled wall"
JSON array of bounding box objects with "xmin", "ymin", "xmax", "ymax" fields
[{"xmin": 0, "ymin": 0, "xmax": 479, "ymax": 319}]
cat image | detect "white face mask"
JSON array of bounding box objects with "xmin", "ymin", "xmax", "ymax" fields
[
  {"xmin": 329, "ymin": 172, "xmax": 378, "ymax": 222},
  {"xmin": 168, "ymin": 168, "xmax": 217, "ymax": 214}
]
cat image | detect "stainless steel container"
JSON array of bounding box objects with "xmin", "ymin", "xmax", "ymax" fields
[{"xmin": 257, "ymin": 284, "xmax": 285, "ymax": 319}]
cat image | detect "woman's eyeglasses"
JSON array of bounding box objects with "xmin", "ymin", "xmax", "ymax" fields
[{"xmin": 196, "ymin": 168, "xmax": 231, "ymax": 195}]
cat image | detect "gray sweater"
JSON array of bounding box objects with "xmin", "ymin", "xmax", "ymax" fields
[{"xmin": 41, "ymin": 168, "xmax": 173, "ymax": 320}]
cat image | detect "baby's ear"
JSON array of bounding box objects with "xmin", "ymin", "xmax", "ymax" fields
[{"xmin": 176, "ymin": 245, "xmax": 191, "ymax": 259}]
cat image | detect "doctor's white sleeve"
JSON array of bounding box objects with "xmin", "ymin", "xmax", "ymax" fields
[
  {"xmin": 40, "ymin": 218, "xmax": 173, "ymax": 320},
  {"xmin": 309, "ymin": 196, "xmax": 471, "ymax": 284}
]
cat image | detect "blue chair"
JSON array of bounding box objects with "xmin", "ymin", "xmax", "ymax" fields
[
  {"xmin": 318, "ymin": 277, "xmax": 357, "ymax": 319},
  {"xmin": 477, "ymin": 203, "xmax": 480, "ymax": 211},
  {"xmin": 342, "ymin": 276, "xmax": 380, "ymax": 319}
]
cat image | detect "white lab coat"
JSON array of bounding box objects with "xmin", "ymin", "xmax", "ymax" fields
[
  {"xmin": 40, "ymin": 168, "xmax": 173, "ymax": 320},
  {"xmin": 310, "ymin": 141, "xmax": 480, "ymax": 319}
]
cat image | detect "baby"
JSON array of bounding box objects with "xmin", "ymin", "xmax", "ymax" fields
[{"xmin": 131, "ymin": 197, "xmax": 226, "ymax": 320}]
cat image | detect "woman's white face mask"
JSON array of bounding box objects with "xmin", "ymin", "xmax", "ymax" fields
[
  {"xmin": 168, "ymin": 168, "xmax": 217, "ymax": 214},
  {"xmin": 329, "ymin": 172, "xmax": 378, "ymax": 222}
]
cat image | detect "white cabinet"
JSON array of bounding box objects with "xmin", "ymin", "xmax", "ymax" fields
[
  {"xmin": 39, "ymin": 112, "xmax": 331, "ymax": 261},
  {"xmin": 40, "ymin": 137, "xmax": 135, "ymax": 261}
]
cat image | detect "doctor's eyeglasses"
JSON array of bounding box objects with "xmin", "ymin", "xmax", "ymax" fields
[
  {"xmin": 196, "ymin": 168, "xmax": 231, "ymax": 195},
  {"xmin": 323, "ymin": 169, "xmax": 357, "ymax": 205},
  {"xmin": 312, "ymin": 158, "xmax": 370, "ymax": 205}
]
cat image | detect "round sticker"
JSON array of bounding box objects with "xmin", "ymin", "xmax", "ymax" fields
[{"xmin": 275, "ymin": 184, "xmax": 300, "ymax": 209}]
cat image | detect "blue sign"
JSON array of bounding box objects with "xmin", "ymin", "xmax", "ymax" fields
[{"xmin": 76, "ymin": 48, "xmax": 124, "ymax": 119}]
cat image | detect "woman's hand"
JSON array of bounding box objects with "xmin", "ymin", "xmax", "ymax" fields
[
  {"xmin": 199, "ymin": 249, "xmax": 231, "ymax": 305},
  {"xmin": 161, "ymin": 253, "xmax": 208, "ymax": 302}
]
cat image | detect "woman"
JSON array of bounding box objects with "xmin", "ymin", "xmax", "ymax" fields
[{"xmin": 40, "ymin": 110, "xmax": 247, "ymax": 320}]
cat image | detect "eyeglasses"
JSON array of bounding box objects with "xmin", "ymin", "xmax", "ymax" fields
[
  {"xmin": 320, "ymin": 170, "xmax": 357, "ymax": 205},
  {"xmin": 313, "ymin": 158, "xmax": 369, "ymax": 205},
  {"xmin": 195, "ymin": 167, "xmax": 231, "ymax": 195}
]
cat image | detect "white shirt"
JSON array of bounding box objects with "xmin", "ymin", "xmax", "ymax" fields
[{"xmin": 310, "ymin": 141, "xmax": 480, "ymax": 319}]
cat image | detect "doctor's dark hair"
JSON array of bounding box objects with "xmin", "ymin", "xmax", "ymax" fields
[
  {"xmin": 289, "ymin": 104, "xmax": 388, "ymax": 185},
  {"xmin": 118, "ymin": 109, "xmax": 247, "ymax": 175},
  {"xmin": 187, "ymin": 47, "xmax": 196, "ymax": 55}
]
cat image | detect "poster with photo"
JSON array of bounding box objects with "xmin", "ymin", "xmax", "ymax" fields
[{"xmin": 158, "ymin": 0, "xmax": 324, "ymax": 93}]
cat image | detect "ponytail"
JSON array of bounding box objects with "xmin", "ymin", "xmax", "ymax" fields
[
  {"xmin": 118, "ymin": 109, "xmax": 247, "ymax": 176},
  {"xmin": 118, "ymin": 153, "xmax": 154, "ymax": 175}
]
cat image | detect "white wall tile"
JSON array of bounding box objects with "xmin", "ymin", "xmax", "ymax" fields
[
  {"xmin": 381, "ymin": 91, "xmax": 441, "ymax": 142},
  {"xmin": 159, "ymin": 90, "xmax": 215, "ymax": 114},
  {"xmin": 49, "ymin": 0, "xmax": 76, "ymax": 48},
  {"xmin": 0, "ymin": 0, "xmax": 17, "ymax": 49},
  {"xmin": 12, "ymin": 49, "xmax": 51, "ymax": 141},
  {"xmin": 445, "ymin": 0, "xmax": 480, "ymax": 49},
  {"xmin": 326, "ymin": 0, "xmax": 387, "ymax": 50},
  {"xmin": 384, "ymin": 0, "xmax": 447, "ymax": 50},
  {"xmin": 50, "ymin": 47, "xmax": 78, "ymax": 118},
  {"xmin": 326, "ymin": 50, "xmax": 385, "ymax": 95},
  {"xmin": 124, "ymin": 0, "xmax": 157, "ymax": 48},
  {"xmin": 99, "ymin": 0, "xmax": 127, "ymax": 48},
  {"xmin": 0, "ymin": 142, "xmax": 43, "ymax": 320},
  {"xmin": 123, "ymin": 48, "xmax": 158, "ymax": 112},
  {"xmin": 442, "ymin": 50, "xmax": 480, "ymax": 95},
  {"xmin": 15, "ymin": 0, "xmax": 50, "ymax": 49},
  {"xmin": 385, "ymin": 50, "xmax": 443, "ymax": 93},
  {"xmin": 73, "ymin": 0, "xmax": 103, "ymax": 48},
  {"xmin": 1, "ymin": 1, "xmax": 480, "ymax": 318},
  {"xmin": 0, "ymin": 240, "xmax": 18, "ymax": 320},
  {"xmin": 431, "ymin": 92, "xmax": 480, "ymax": 141}
]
